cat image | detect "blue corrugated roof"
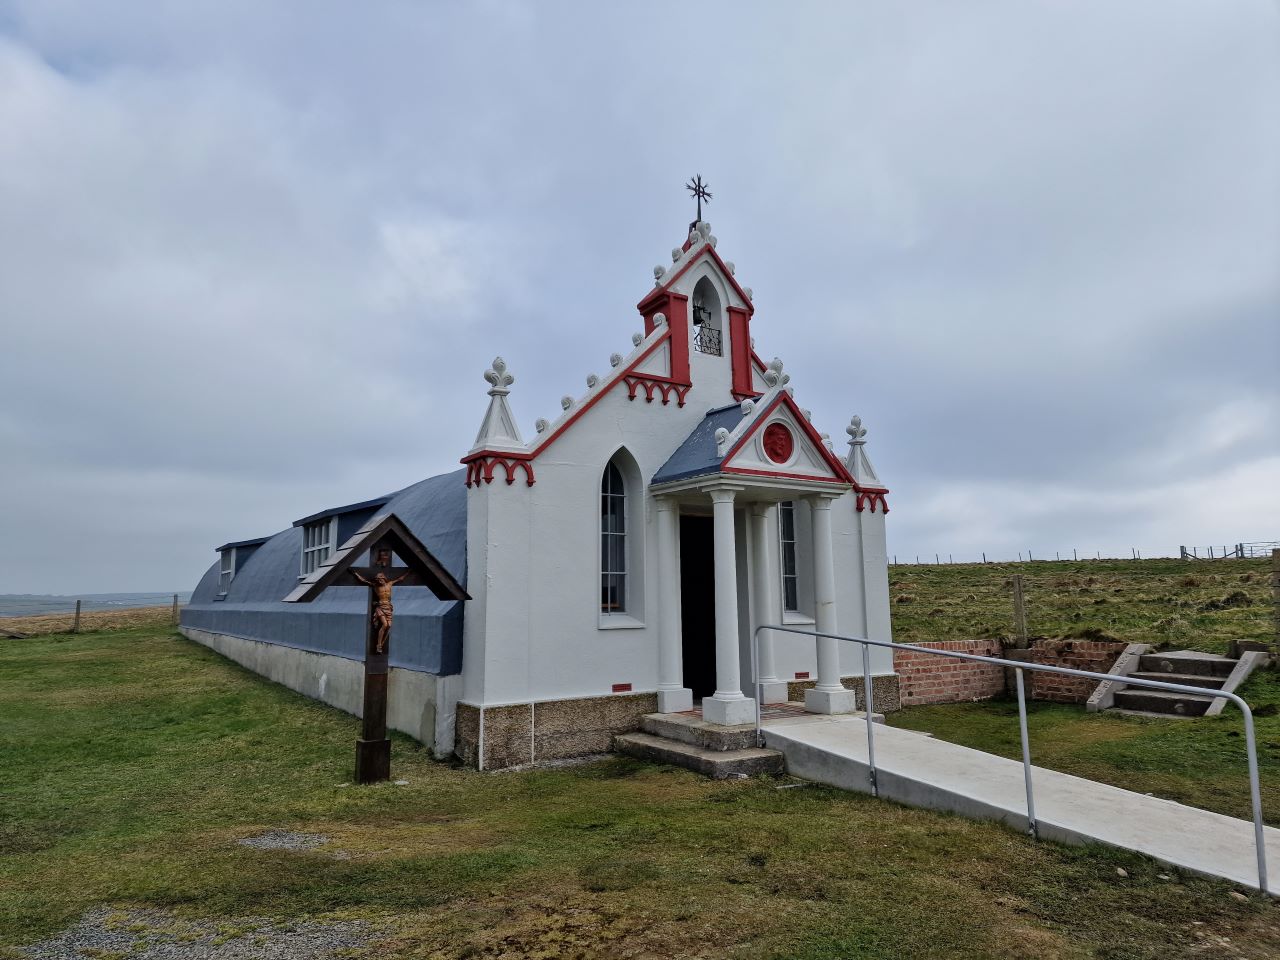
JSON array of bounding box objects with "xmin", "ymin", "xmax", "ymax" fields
[
  {"xmin": 215, "ymin": 535, "xmax": 271, "ymax": 553},
  {"xmin": 651, "ymin": 404, "xmax": 745, "ymax": 485},
  {"xmin": 293, "ymin": 494, "xmax": 393, "ymax": 528},
  {"xmin": 183, "ymin": 468, "xmax": 468, "ymax": 675}
]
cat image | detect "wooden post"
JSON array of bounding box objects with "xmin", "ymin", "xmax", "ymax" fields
[
  {"xmin": 72, "ymin": 599, "xmax": 81, "ymax": 634},
  {"xmin": 1272, "ymin": 549, "xmax": 1279, "ymax": 646},
  {"xmin": 1011, "ymin": 575, "xmax": 1028, "ymax": 649},
  {"xmin": 170, "ymin": 593, "xmax": 179, "ymax": 626}
]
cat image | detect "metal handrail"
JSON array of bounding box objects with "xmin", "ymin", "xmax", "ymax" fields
[{"xmin": 751, "ymin": 624, "xmax": 1270, "ymax": 894}]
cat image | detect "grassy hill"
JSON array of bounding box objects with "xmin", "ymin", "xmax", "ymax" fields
[{"xmin": 888, "ymin": 556, "xmax": 1274, "ymax": 656}]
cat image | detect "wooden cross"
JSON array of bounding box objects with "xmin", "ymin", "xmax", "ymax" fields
[{"xmin": 284, "ymin": 513, "xmax": 468, "ymax": 783}]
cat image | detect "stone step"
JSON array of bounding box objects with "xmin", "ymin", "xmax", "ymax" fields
[
  {"xmin": 640, "ymin": 712, "xmax": 759, "ymax": 752},
  {"xmin": 614, "ymin": 732, "xmax": 786, "ymax": 779},
  {"xmin": 1138, "ymin": 652, "xmax": 1237, "ymax": 678},
  {"xmin": 1112, "ymin": 688, "xmax": 1212, "ymax": 717},
  {"xmin": 1126, "ymin": 671, "xmax": 1227, "ymax": 690}
]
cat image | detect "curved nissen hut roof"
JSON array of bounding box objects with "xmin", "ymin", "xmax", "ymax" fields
[{"xmin": 182, "ymin": 469, "xmax": 467, "ymax": 674}]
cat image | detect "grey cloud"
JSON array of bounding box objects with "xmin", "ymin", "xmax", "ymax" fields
[{"xmin": 0, "ymin": 1, "xmax": 1276, "ymax": 593}]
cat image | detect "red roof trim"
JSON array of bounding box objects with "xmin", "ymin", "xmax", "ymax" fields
[
  {"xmin": 722, "ymin": 466, "xmax": 849, "ymax": 485},
  {"xmin": 524, "ymin": 329, "xmax": 686, "ymax": 459},
  {"xmin": 637, "ymin": 244, "xmax": 756, "ymax": 315}
]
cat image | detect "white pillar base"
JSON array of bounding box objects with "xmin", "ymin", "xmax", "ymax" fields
[
  {"xmin": 804, "ymin": 687, "xmax": 858, "ymax": 715},
  {"xmin": 656, "ymin": 687, "xmax": 694, "ymax": 714},
  {"xmin": 757, "ymin": 680, "xmax": 790, "ymax": 705},
  {"xmin": 702, "ymin": 694, "xmax": 757, "ymax": 727}
]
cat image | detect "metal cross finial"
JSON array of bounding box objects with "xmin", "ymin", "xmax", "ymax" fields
[{"xmin": 686, "ymin": 174, "xmax": 712, "ymax": 223}]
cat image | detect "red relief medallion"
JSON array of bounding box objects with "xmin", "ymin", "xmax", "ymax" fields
[{"xmin": 762, "ymin": 423, "xmax": 794, "ymax": 464}]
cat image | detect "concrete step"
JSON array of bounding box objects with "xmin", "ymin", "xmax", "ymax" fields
[
  {"xmin": 640, "ymin": 712, "xmax": 759, "ymax": 752},
  {"xmin": 1127, "ymin": 671, "xmax": 1227, "ymax": 690},
  {"xmin": 614, "ymin": 732, "xmax": 785, "ymax": 779},
  {"xmin": 1138, "ymin": 652, "xmax": 1237, "ymax": 678},
  {"xmin": 1112, "ymin": 688, "xmax": 1211, "ymax": 717}
]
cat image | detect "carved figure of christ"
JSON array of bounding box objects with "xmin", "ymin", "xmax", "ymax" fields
[{"xmin": 350, "ymin": 567, "xmax": 409, "ymax": 654}]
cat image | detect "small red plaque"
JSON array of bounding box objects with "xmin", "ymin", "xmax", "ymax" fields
[
  {"xmin": 611, "ymin": 682, "xmax": 632, "ymax": 693},
  {"xmin": 763, "ymin": 423, "xmax": 794, "ymax": 464},
  {"xmin": 795, "ymin": 671, "xmax": 810, "ymax": 680}
]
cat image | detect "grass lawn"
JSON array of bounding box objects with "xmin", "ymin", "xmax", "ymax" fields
[
  {"xmin": 884, "ymin": 556, "xmax": 1280, "ymax": 824},
  {"xmin": 3, "ymin": 626, "xmax": 1280, "ymax": 958}
]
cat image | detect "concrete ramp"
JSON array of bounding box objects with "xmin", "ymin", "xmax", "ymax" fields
[{"xmin": 763, "ymin": 713, "xmax": 1280, "ymax": 893}]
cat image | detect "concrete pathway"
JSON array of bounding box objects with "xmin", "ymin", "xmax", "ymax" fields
[{"xmin": 762, "ymin": 713, "xmax": 1280, "ymax": 893}]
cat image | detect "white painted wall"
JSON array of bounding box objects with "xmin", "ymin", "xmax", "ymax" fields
[{"xmin": 459, "ymin": 243, "xmax": 894, "ymax": 712}]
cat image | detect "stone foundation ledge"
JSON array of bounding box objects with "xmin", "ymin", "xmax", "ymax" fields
[
  {"xmin": 785, "ymin": 673, "xmax": 901, "ymax": 713},
  {"xmin": 455, "ymin": 691, "xmax": 658, "ymax": 770}
]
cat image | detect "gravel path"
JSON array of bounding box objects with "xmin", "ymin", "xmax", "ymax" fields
[
  {"xmin": 236, "ymin": 831, "xmax": 330, "ymax": 851},
  {"xmin": 19, "ymin": 907, "xmax": 372, "ymax": 959}
]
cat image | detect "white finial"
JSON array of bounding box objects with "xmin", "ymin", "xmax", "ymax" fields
[
  {"xmin": 483, "ymin": 357, "xmax": 514, "ymax": 396},
  {"xmin": 709, "ymin": 235, "xmax": 718, "ymax": 248},
  {"xmin": 763, "ymin": 357, "xmax": 784, "ymax": 388},
  {"xmin": 631, "ymin": 332, "xmax": 643, "ymax": 347},
  {"xmin": 653, "ymin": 312, "xmax": 667, "ymax": 327},
  {"xmin": 846, "ymin": 415, "xmax": 867, "ymax": 446},
  {"xmin": 714, "ymin": 427, "xmax": 731, "ymax": 454},
  {"xmin": 535, "ymin": 418, "xmax": 549, "ymax": 433},
  {"xmin": 725, "ymin": 260, "xmax": 735, "ymax": 275},
  {"xmin": 698, "ymin": 221, "xmax": 711, "ymax": 239},
  {"xmin": 821, "ymin": 432, "xmax": 834, "ymax": 452},
  {"xmin": 471, "ymin": 356, "xmax": 523, "ymax": 452},
  {"xmin": 802, "ymin": 408, "xmax": 812, "ymax": 421},
  {"xmin": 845, "ymin": 414, "xmax": 881, "ymax": 486},
  {"xmin": 653, "ymin": 265, "xmax": 664, "ymax": 280},
  {"xmin": 671, "ymin": 247, "xmax": 682, "ymax": 262},
  {"xmin": 744, "ymin": 286, "xmax": 753, "ymax": 301},
  {"xmin": 740, "ymin": 399, "xmax": 755, "ymax": 416},
  {"xmin": 688, "ymin": 227, "xmax": 700, "ymax": 246},
  {"xmin": 587, "ymin": 374, "xmax": 599, "ymax": 389},
  {"xmin": 561, "ymin": 395, "xmax": 574, "ymax": 411},
  {"xmin": 610, "ymin": 353, "xmax": 623, "ymax": 368}
]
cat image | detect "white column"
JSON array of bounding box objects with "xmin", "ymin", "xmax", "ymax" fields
[
  {"xmin": 655, "ymin": 497, "xmax": 692, "ymax": 713},
  {"xmin": 750, "ymin": 502, "xmax": 788, "ymax": 704},
  {"xmin": 703, "ymin": 486, "xmax": 756, "ymax": 726},
  {"xmin": 804, "ymin": 494, "xmax": 857, "ymax": 714}
]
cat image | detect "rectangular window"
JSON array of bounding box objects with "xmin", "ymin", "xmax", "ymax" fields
[
  {"xmin": 218, "ymin": 549, "xmax": 235, "ymax": 596},
  {"xmin": 301, "ymin": 518, "xmax": 335, "ymax": 577},
  {"xmin": 779, "ymin": 501, "xmax": 799, "ymax": 612}
]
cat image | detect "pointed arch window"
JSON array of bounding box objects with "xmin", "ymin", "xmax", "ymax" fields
[
  {"xmin": 691, "ymin": 276, "xmax": 723, "ymax": 357},
  {"xmin": 601, "ymin": 461, "xmax": 627, "ymax": 613}
]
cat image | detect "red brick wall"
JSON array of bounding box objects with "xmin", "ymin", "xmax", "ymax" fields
[
  {"xmin": 1025, "ymin": 640, "xmax": 1126, "ymax": 703},
  {"xmin": 895, "ymin": 639, "xmax": 1006, "ymax": 706}
]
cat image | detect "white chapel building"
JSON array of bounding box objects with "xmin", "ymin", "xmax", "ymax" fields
[{"xmin": 183, "ymin": 214, "xmax": 894, "ymax": 770}]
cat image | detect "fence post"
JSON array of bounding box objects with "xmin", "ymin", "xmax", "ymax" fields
[
  {"xmin": 1012, "ymin": 575, "xmax": 1029, "ymax": 649},
  {"xmin": 1272, "ymin": 549, "xmax": 1280, "ymax": 646},
  {"xmin": 171, "ymin": 593, "xmax": 179, "ymax": 626},
  {"xmin": 72, "ymin": 599, "xmax": 81, "ymax": 634}
]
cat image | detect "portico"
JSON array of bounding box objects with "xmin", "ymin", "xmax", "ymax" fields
[{"xmin": 651, "ymin": 474, "xmax": 858, "ymax": 726}]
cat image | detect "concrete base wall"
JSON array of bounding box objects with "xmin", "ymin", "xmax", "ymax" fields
[
  {"xmin": 180, "ymin": 626, "xmax": 458, "ymax": 757},
  {"xmin": 786, "ymin": 673, "xmax": 902, "ymax": 713},
  {"xmin": 455, "ymin": 692, "xmax": 659, "ymax": 770}
]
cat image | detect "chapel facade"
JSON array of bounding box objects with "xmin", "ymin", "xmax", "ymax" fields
[{"xmin": 182, "ymin": 215, "xmax": 894, "ymax": 770}]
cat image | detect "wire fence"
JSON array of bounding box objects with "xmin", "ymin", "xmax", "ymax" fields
[{"xmin": 891, "ymin": 543, "xmax": 1277, "ymax": 566}]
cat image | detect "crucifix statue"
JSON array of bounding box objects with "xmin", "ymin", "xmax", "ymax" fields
[
  {"xmin": 284, "ymin": 513, "xmax": 468, "ymax": 784},
  {"xmin": 350, "ymin": 552, "xmax": 409, "ymax": 655}
]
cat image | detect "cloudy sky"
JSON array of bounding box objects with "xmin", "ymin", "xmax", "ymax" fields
[{"xmin": 1, "ymin": 1, "xmax": 1277, "ymax": 594}]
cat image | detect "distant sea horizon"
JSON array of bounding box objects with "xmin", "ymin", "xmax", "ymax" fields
[{"xmin": 0, "ymin": 592, "xmax": 193, "ymax": 618}]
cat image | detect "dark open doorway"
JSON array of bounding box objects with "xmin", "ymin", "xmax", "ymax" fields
[{"xmin": 679, "ymin": 514, "xmax": 717, "ymax": 700}]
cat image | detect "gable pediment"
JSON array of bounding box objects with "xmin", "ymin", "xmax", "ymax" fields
[{"xmin": 722, "ymin": 394, "xmax": 853, "ymax": 484}]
